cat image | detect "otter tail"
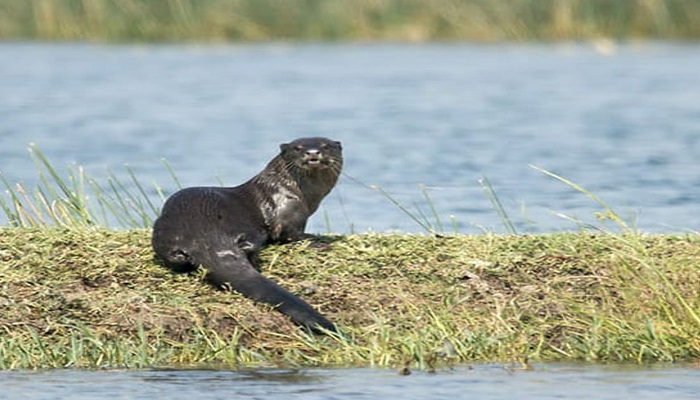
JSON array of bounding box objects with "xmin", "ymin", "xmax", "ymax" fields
[{"xmin": 195, "ymin": 246, "xmax": 337, "ymax": 334}]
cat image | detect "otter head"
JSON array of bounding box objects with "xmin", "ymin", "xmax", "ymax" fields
[{"xmin": 280, "ymin": 137, "xmax": 343, "ymax": 173}]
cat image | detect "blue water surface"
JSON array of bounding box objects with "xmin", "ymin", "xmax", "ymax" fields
[
  {"xmin": 1, "ymin": 364, "xmax": 700, "ymax": 400},
  {"xmin": 1, "ymin": 42, "xmax": 699, "ymax": 233}
]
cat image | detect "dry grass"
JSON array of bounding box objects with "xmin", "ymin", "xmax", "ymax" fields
[{"xmin": 2, "ymin": 228, "xmax": 699, "ymax": 370}]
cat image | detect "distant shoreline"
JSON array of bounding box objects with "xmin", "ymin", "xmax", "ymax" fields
[{"xmin": 2, "ymin": 0, "xmax": 700, "ymax": 43}]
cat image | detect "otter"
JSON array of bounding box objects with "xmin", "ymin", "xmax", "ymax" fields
[{"xmin": 152, "ymin": 137, "xmax": 342, "ymax": 333}]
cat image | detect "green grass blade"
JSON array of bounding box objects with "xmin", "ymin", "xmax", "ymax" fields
[
  {"xmin": 126, "ymin": 165, "xmax": 159, "ymax": 217},
  {"xmin": 161, "ymin": 158, "xmax": 182, "ymax": 190},
  {"xmin": 0, "ymin": 172, "xmax": 23, "ymax": 227},
  {"xmin": 373, "ymin": 185, "xmax": 435, "ymax": 235},
  {"xmin": 106, "ymin": 176, "xmax": 144, "ymax": 228},
  {"xmin": 530, "ymin": 165, "xmax": 630, "ymax": 231},
  {"xmin": 420, "ymin": 184, "xmax": 444, "ymax": 232},
  {"xmin": 479, "ymin": 176, "xmax": 517, "ymax": 234},
  {"xmin": 108, "ymin": 171, "xmax": 152, "ymax": 228},
  {"xmin": 29, "ymin": 144, "xmax": 93, "ymax": 225}
]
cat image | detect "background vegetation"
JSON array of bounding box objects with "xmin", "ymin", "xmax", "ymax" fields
[{"xmin": 1, "ymin": 0, "xmax": 700, "ymax": 42}]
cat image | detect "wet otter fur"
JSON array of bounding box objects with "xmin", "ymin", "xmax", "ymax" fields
[{"xmin": 152, "ymin": 137, "xmax": 342, "ymax": 333}]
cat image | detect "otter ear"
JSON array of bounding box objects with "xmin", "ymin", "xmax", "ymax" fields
[
  {"xmin": 280, "ymin": 143, "xmax": 291, "ymax": 152},
  {"xmin": 334, "ymin": 141, "xmax": 342, "ymax": 149}
]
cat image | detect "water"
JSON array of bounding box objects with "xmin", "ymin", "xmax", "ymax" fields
[
  {"xmin": 2, "ymin": 43, "xmax": 700, "ymax": 396},
  {"xmin": 2, "ymin": 42, "xmax": 700, "ymax": 233},
  {"xmin": 1, "ymin": 364, "xmax": 699, "ymax": 400}
]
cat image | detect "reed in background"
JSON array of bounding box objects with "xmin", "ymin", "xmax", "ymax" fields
[{"xmin": 1, "ymin": 0, "xmax": 700, "ymax": 42}]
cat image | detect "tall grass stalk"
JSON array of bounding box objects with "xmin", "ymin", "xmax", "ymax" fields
[
  {"xmin": 0, "ymin": 145, "xmax": 168, "ymax": 229},
  {"xmin": 530, "ymin": 164, "xmax": 632, "ymax": 232},
  {"xmin": 479, "ymin": 176, "xmax": 517, "ymax": 234},
  {"xmin": 371, "ymin": 185, "xmax": 438, "ymax": 235},
  {"xmin": 161, "ymin": 158, "xmax": 182, "ymax": 191},
  {"xmin": 420, "ymin": 184, "xmax": 444, "ymax": 233}
]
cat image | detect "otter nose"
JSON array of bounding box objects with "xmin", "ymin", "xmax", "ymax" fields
[{"xmin": 306, "ymin": 148, "xmax": 320, "ymax": 156}]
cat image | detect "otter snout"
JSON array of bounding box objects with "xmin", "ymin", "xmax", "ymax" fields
[{"xmin": 304, "ymin": 148, "xmax": 323, "ymax": 165}]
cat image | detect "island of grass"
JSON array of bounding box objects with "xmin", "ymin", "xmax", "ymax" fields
[{"xmin": 1, "ymin": 228, "xmax": 699, "ymax": 370}]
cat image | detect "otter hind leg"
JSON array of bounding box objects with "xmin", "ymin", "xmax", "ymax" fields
[{"xmin": 160, "ymin": 248, "xmax": 198, "ymax": 273}]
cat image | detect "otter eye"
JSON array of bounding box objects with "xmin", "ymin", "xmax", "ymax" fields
[{"xmin": 294, "ymin": 145, "xmax": 303, "ymax": 151}]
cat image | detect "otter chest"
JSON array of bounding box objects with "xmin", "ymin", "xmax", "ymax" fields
[
  {"xmin": 271, "ymin": 189, "xmax": 300, "ymax": 213},
  {"xmin": 263, "ymin": 187, "xmax": 308, "ymax": 232}
]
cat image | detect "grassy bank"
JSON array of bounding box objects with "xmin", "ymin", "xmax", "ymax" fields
[
  {"xmin": 1, "ymin": 228, "xmax": 699, "ymax": 370},
  {"xmin": 2, "ymin": 0, "xmax": 700, "ymax": 42}
]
